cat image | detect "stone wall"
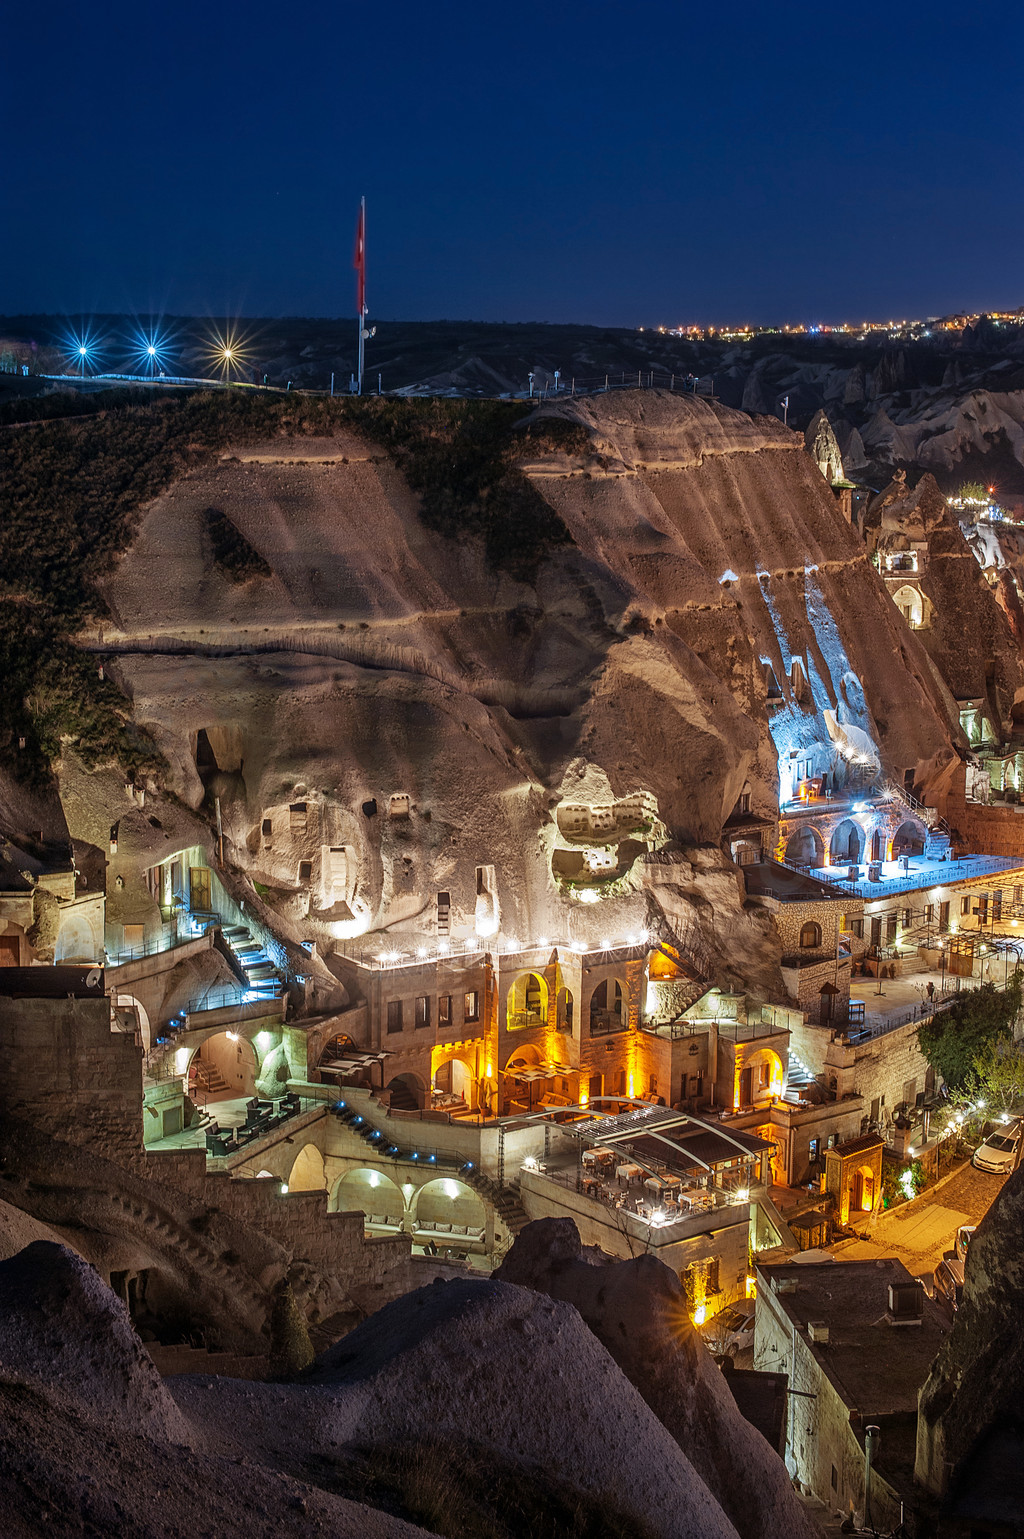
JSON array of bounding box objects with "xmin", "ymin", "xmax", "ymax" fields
[
  {"xmin": 0, "ymin": 996, "xmax": 143, "ymax": 1159},
  {"xmin": 518, "ymin": 1170, "xmax": 750, "ymax": 1312}
]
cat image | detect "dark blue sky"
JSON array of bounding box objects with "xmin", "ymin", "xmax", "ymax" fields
[{"xmin": 4, "ymin": 0, "xmax": 1022, "ymax": 326}]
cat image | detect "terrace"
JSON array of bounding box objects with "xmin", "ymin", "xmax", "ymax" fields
[{"xmin": 515, "ymin": 1105, "xmax": 767, "ymax": 1243}]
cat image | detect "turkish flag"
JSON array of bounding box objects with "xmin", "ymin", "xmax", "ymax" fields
[{"xmin": 354, "ymin": 200, "xmax": 366, "ymax": 316}]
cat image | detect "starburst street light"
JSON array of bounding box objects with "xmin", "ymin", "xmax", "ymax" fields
[
  {"xmin": 127, "ymin": 326, "xmax": 175, "ymax": 377},
  {"xmin": 62, "ymin": 329, "xmax": 99, "ymax": 377},
  {"xmin": 203, "ymin": 325, "xmax": 253, "ymax": 383}
]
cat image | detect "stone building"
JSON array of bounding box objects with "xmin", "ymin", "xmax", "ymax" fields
[{"xmin": 756, "ymin": 1259, "xmax": 948, "ymax": 1529}]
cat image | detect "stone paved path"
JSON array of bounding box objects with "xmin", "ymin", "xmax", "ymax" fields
[{"xmin": 833, "ymin": 1162, "xmax": 1007, "ymax": 1275}]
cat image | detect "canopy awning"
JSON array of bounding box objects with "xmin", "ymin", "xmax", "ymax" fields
[{"xmin": 505, "ymin": 1060, "xmax": 571, "ymax": 1082}]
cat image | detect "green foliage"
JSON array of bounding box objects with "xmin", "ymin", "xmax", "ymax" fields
[
  {"xmin": 947, "ymin": 1026, "xmax": 1024, "ymax": 1123},
  {"xmin": 1, "ymin": 390, "xmax": 574, "ymax": 780},
  {"xmin": 204, "ymin": 507, "xmax": 271, "ymax": 583},
  {"xmin": 267, "ymin": 1280, "xmax": 314, "ymax": 1380},
  {"xmin": 346, "ymin": 397, "xmax": 574, "ymax": 580},
  {"xmin": 918, "ymin": 978, "xmax": 1022, "ymax": 1088}
]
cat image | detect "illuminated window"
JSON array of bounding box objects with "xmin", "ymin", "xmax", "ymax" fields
[
  {"xmin": 464, "ymin": 991, "xmax": 479, "ymax": 1023},
  {"xmin": 415, "ymin": 995, "xmax": 430, "ymax": 1029},
  {"xmin": 439, "ymin": 994, "xmax": 452, "ymax": 1025},
  {"xmin": 799, "ymin": 922, "xmax": 822, "ymax": 948}
]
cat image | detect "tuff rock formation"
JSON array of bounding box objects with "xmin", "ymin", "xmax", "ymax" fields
[
  {"xmin": 0, "ymin": 1233, "xmax": 812, "ymax": 1539},
  {"xmin": 496, "ymin": 1217, "xmax": 819, "ymax": 1539},
  {"xmin": 65, "ymin": 390, "xmax": 965, "ymax": 1001},
  {"xmin": 916, "ymin": 1163, "xmax": 1024, "ymax": 1529}
]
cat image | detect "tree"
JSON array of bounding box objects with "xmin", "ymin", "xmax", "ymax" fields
[
  {"xmin": 961, "ymin": 1034, "xmax": 1024, "ymax": 1119},
  {"xmin": 918, "ymin": 977, "xmax": 1022, "ymax": 1089}
]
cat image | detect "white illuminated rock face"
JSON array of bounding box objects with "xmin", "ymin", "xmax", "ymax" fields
[{"xmin": 82, "ymin": 393, "xmax": 960, "ymax": 985}]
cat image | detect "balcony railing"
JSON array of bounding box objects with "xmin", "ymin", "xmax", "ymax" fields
[{"xmin": 589, "ymin": 1009, "xmax": 627, "ymax": 1037}]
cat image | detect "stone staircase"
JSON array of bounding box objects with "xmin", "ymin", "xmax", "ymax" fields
[
  {"xmin": 221, "ymin": 924, "xmax": 284, "ymax": 994},
  {"xmin": 923, "ymin": 827, "xmax": 952, "ymax": 860},
  {"xmin": 460, "ymin": 1163, "xmax": 530, "ymax": 1240},
  {"xmin": 190, "ymin": 1060, "xmax": 229, "ymax": 1097},
  {"xmin": 782, "ymin": 1050, "xmax": 818, "ymax": 1105}
]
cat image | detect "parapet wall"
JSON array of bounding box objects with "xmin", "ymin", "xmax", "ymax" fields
[{"xmin": 0, "ymin": 996, "xmax": 143, "ymax": 1159}]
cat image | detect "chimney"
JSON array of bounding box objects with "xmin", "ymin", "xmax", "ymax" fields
[{"xmin": 808, "ymin": 1321, "xmax": 830, "ymax": 1343}]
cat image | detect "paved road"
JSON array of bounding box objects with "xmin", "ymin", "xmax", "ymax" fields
[{"xmin": 833, "ymin": 1162, "xmax": 1007, "ymax": 1276}]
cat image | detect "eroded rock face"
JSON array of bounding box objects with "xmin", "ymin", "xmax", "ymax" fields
[
  {"xmin": 181, "ymin": 1273, "xmax": 742, "ymax": 1539},
  {"xmin": 916, "ymin": 1163, "xmax": 1024, "ymax": 1510},
  {"xmin": 495, "ymin": 1218, "xmax": 821, "ymax": 1539},
  {"xmin": 0, "ymin": 1242, "xmax": 435, "ymax": 1539},
  {"xmin": 0, "ymin": 1241, "xmax": 193, "ymax": 1445},
  {"xmin": 866, "ymin": 471, "xmax": 1024, "ymax": 733},
  {"xmin": 80, "ymin": 392, "xmax": 961, "ymax": 993}
]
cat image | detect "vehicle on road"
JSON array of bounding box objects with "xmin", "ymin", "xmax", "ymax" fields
[
  {"xmin": 934, "ymin": 1256, "xmax": 965, "ymax": 1314},
  {"xmin": 972, "ymin": 1121, "xmax": 1022, "ymax": 1174},
  {"xmin": 707, "ymin": 1304, "xmax": 755, "ymax": 1356}
]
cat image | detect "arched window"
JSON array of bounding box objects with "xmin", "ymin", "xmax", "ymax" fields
[{"xmin": 800, "ymin": 922, "xmax": 822, "ymax": 949}]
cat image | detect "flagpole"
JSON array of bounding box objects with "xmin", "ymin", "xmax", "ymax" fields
[{"xmin": 356, "ymin": 195, "xmax": 366, "ymax": 396}]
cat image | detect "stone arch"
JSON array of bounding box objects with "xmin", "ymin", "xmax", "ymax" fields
[
  {"xmin": 829, "ymin": 819, "xmax": 864, "ymax": 865},
  {"xmin": 114, "ymin": 992, "xmax": 152, "ymax": 1050},
  {"xmin": 385, "ymin": 1071, "xmax": 427, "ymax": 1112},
  {"xmin": 800, "ymin": 921, "xmax": 822, "ymax": 949},
  {"xmin": 330, "ymin": 1166, "xmax": 404, "ymax": 1223},
  {"xmin": 506, "ymin": 971, "xmax": 549, "ymax": 1031},
  {"xmin": 892, "ymin": 584, "xmax": 923, "ymax": 628},
  {"xmin": 851, "ymin": 1163, "xmax": 876, "ymax": 1213},
  {"xmin": 892, "ymin": 819, "xmax": 926, "ymax": 859},
  {"xmin": 288, "ymin": 1143, "xmax": 326, "ymax": 1192},
  {"xmin": 432, "ymin": 1046, "xmax": 477, "ymax": 1109},
  {"xmin": 411, "ymin": 1176, "xmax": 487, "ymax": 1233},
  {"xmin": 784, "ymin": 826, "xmax": 824, "ymax": 868},
  {"xmin": 737, "ymin": 1048, "xmax": 785, "ymax": 1108},
  {"xmin": 556, "ymin": 985, "xmax": 575, "ymax": 1034},
  {"xmin": 588, "ymin": 975, "xmax": 627, "ymax": 1034},
  {"xmin": 187, "ymin": 1032, "xmax": 257, "ymax": 1102},
  {"xmin": 502, "ymin": 1041, "xmax": 547, "ymax": 1112}
]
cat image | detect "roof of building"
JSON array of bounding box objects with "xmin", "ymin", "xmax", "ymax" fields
[
  {"xmin": 570, "ymin": 1106, "xmax": 773, "ymax": 1175},
  {"xmin": 757, "ymin": 1259, "xmax": 949, "ymax": 1416},
  {"xmin": 829, "ymin": 1133, "xmax": 884, "ymax": 1160}
]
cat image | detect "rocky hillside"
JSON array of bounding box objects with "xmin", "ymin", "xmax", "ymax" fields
[
  {"xmin": 0, "ymin": 1224, "xmax": 820, "ymax": 1538},
  {"xmin": 0, "ymin": 387, "xmax": 976, "ymax": 994}
]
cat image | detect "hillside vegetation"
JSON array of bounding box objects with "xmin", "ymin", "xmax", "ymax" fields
[{"xmin": 0, "ymin": 392, "xmax": 574, "ymax": 780}]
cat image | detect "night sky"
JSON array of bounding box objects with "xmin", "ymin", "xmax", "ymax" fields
[{"xmin": 4, "ymin": 0, "xmax": 1023, "ymax": 327}]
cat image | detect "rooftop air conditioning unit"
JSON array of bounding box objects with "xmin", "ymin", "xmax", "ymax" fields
[
  {"xmin": 807, "ymin": 1321, "xmax": 830, "ymax": 1343},
  {"xmin": 887, "ymin": 1280, "xmax": 925, "ymax": 1323},
  {"xmin": 868, "ymin": 862, "xmax": 883, "ymax": 881},
  {"xmin": 846, "ymin": 866, "xmax": 859, "ymax": 881}
]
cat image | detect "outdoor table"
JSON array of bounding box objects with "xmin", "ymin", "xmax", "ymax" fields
[
  {"xmin": 644, "ymin": 1175, "xmax": 669, "ymax": 1194},
  {"xmin": 616, "ymin": 1163, "xmax": 642, "ymax": 1183}
]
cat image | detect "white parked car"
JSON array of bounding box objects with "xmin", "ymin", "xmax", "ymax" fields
[{"xmin": 972, "ymin": 1121, "xmax": 1022, "ymax": 1174}]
